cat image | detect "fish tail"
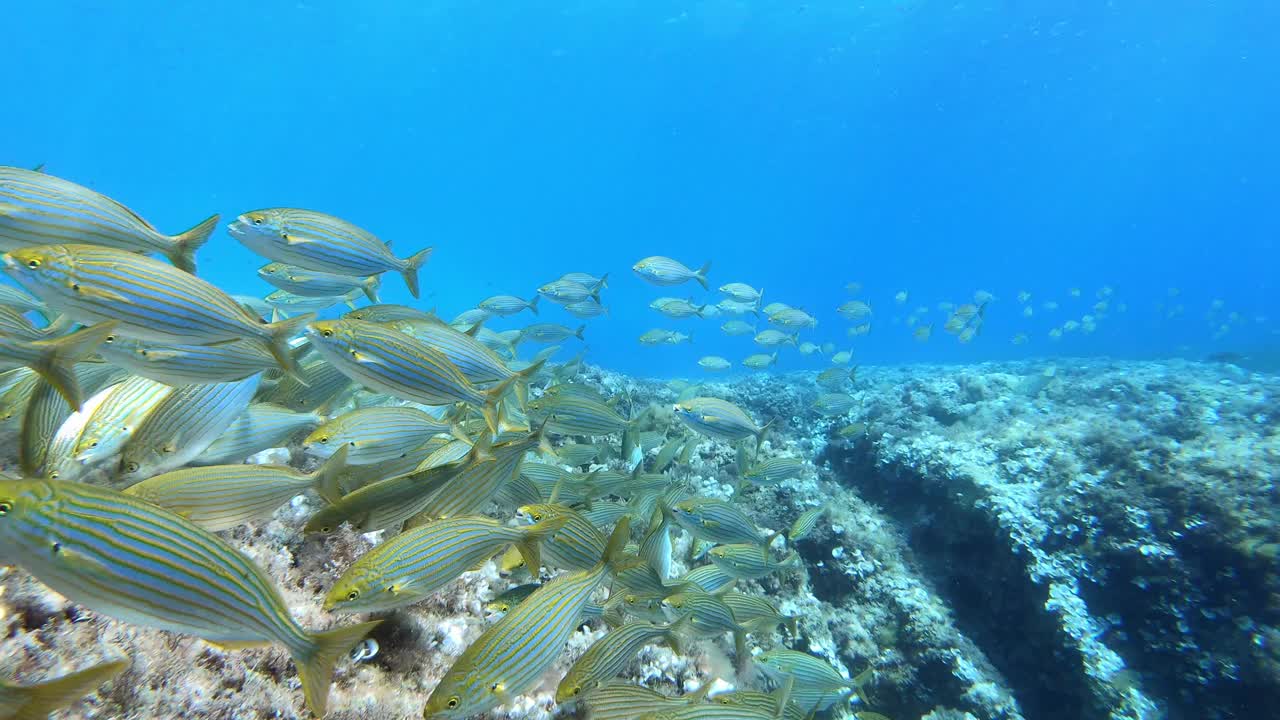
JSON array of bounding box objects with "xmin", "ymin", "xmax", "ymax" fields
[
  {"xmin": 694, "ymin": 261, "xmax": 711, "ymax": 290},
  {"xmin": 598, "ymin": 272, "xmax": 609, "ymax": 289},
  {"xmin": 169, "ymin": 214, "xmax": 219, "ymax": 274},
  {"xmin": 262, "ymin": 313, "xmax": 315, "ymax": 376},
  {"xmin": 574, "ymin": 324, "xmax": 586, "ymax": 341},
  {"xmin": 756, "ymin": 418, "xmax": 775, "ymax": 453},
  {"xmin": 516, "ymin": 514, "xmax": 568, "ymax": 573},
  {"xmin": 311, "ymin": 445, "xmax": 350, "ymax": 504},
  {"xmin": 481, "ymin": 375, "xmax": 519, "ymax": 436},
  {"xmin": 590, "ymin": 285, "xmax": 602, "ymax": 303},
  {"xmin": 293, "ymin": 620, "xmax": 382, "ymax": 718},
  {"xmin": 10, "ymin": 658, "xmax": 130, "ymax": 717},
  {"xmin": 732, "ymin": 629, "xmax": 750, "ymax": 675},
  {"xmin": 361, "ymin": 275, "xmax": 381, "ymax": 303},
  {"xmin": 602, "ymin": 516, "xmax": 632, "ymax": 573},
  {"xmin": 31, "ymin": 320, "xmax": 119, "ymax": 411},
  {"xmin": 400, "ymin": 247, "xmax": 434, "ymax": 299},
  {"xmin": 527, "ymin": 294, "xmax": 539, "ymax": 315},
  {"xmin": 513, "ymin": 350, "xmax": 552, "ymax": 408}
]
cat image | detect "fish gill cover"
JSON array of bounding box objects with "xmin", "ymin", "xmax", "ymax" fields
[{"xmin": 0, "ymin": 2, "xmax": 1277, "ymax": 720}]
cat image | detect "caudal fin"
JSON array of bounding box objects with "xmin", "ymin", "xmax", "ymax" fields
[
  {"xmin": 262, "ymin": 313, "xmax": 315, "ymax": 376},
  {"xmin": 293, "ymin": 620, "xmax": 382, "ymax": 718},
  {"xmin": 311, "ymin": 445, "xmax": 350, "ymax": 504},
  {"xmin": 400, "ymin": 247, "xmax": 434, "ymax": 299},
  {"xmin": 515, "ymin": 514, "xmax": 569, "ymax": 574},
  {"xmin": 480, "ymin": 375, "xmax": 519, "ymax": 436},
  {"xmin": 694, "ymin": 261, "xmax": 712, "ymax": 290},
  {"xmin": 360, "ymin": 275, "xmax": 382, "ymax": 304},
  {"xmin": 25, "ymin": 320, "xmax": 119, "ymax": 411},
  {"xmin": 169, "ymin": 214, "xmax": 219, "ymax": 274},
  {"xmin": 9, "ymin": 658, "xmax": 129, "ymax": 718},
  {"xmin": 527, "ymin": 295, "xmax": 540, "ymax": 315}
]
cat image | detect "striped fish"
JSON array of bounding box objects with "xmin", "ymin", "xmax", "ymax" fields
[
  {"xmin": 122, "ymin": 448, "xmax": 347, "ymax": 532},
  {"xmin": 707, "ymin": 544, "xmax": 801, "ymax": 580},
  {"xmin": 516, "ymin": 503, "xmax": 607, "ymax": 571},
  {"xmin": 404, "ymin": 429, "xmax": 548, "ymax": 526},
  {"xmin": 582, "ymin": 682, "xmax": 708, "ymax": 720},
  {"xmin": 0, "ymin": 657, "xmax": 129, "ymax": 720},
  {"xmin": 712, "ymin": 686, "xmax": 808, "ymax": 720},
  {"xmin": 560, "ymin": 272, "xmax": 609, "ymax": 291},
  {"xmin": 305, "ymin": 319, "xmax": 515, "ymax": 435},
  {"xmin": 720, "ymin": 592, "xmax": 798, "ymax": 636},
  {"xmin": 478, "ymin": 294, "xmax": 539, "ymax": 317},
  {"xmin": 0, "ymin": 478, "xmax": 380, "ymax": 718},
  {"xmin": 303, "ymin": 442, "xmax": 485, "ymax": 535},
  {"xmin": 381, "ymin": 317, "xmax": 549, "ymax": 404},
  {"xmin": 672, "ymin": 397, "xmax": 770, "ymax": 446},
  {"xmin": 0, "ymin": 244, "xmax": 310, "ymax": 374},
  {"xmin": 754, "ymin": 650, "xmax": 860, "ymax": 712},
  {"xmin": 96, "ymin": 335, "xmax": 280, "ymax": 386},
  {"xmin": 343, "ymin": 303, "xmax": 438, "ymax": 323},
  {"xmin": 301, "ymin": 406, "xmax": 455, "ymax": 465},
  {"xmin": 556, "ymin": 618, "xmax": 687, "ymax": 703},
  {"xmin": 117, "ymin": 374, "xmax": 260, "ymax": 480},
  {"xmin": 323, "ymin": 514, "xmax": 566, "ymax": 614},
  {"xmin": 632, "ymin": 256, "xmax": 711, "ymax": 289},
  {"xmin": 0, "ymin": 368, "xmax": 39, "ymax": 432},
  {"xmin": 660, "ymin": 589, "xmax": 749, "ymax": 668},
  {"xmin": 227, "ymin": 208, "xmax": 431, "ymax": 298},
  {"xmin": 788, "ymin": 505, "xmax": 828, "ymax": 542},
  {"xmin": 0, "ymin": 166, "xmax": 217, "ymax": 273},
  {"xmin": 421, "ymin": 518, "xmax": 631, "ymax": 719},
  {"xmin": 741, "ymin": 457, "xmax": 803, "ymax": 487},
  {"xmin": 449, "ymin": 308, "xmax": 492, "ymax": 331},
  {"xmin": 767, "ymin": 307, "xmax": 817, "ymax": 329},
  {"xmin": 69, "ymin": 375, "xmax": 174, "ymax": 475},
  {"xmin": 194, "ymin": 403, "xmax": 323, "ymax": 466},
  {"xmin": 257, "ymin": 262, "xmax": 380, "ymax": 302},
  {"xmin": 528, "ymin": 393, "xmax": 629, "ymax": 437},
  {"xmin": 668, "ymin": 498, "xmax": 768, "ymax": 546},
  {"xmin": 564, "ymin": 298, "xmax": 609, "ymax": 319},
  {"xmin": 259, "ymin": 348, "xmax": 351, "ymax": 412},
  {"xmin": 537, "ymin": 278, "xmax": 600, "ymax": 305},
  {"xmin": 0, "ymin": 321, "xmax": 117, "ymax": 410},
  {"xmin": 813, "ymin": 392, "xmax": 856, "ymax": 416},
  {"xmin": 264, "ymin": 288, "xmax": 361, "ymax": 314},
  {"xmin": 520, "ymin": 322, "xmax": 584, "ymax": 344},
  {"xmin": 19, "ymin": 364, "xmax": 121, "ymax": 477},
  {"xmin": 42, "ymin": 378, "xmax": 121, "ymax": 480},
  {"xmin": 676, "ymin": 564, "xmax": 736, "ymax": 594},
  {"xmin": 0, "ymin": 306, "xmax": 56, "ymax": 341}
]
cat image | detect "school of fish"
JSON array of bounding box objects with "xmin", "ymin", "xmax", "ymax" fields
[{"xmin": 0, "ymin": 166, "xmax": 871, "ymax": 720}]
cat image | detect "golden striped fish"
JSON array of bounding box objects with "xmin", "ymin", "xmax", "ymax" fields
[
  {"xmin": 0, "ymin": 244, "xmax": 310, "ymax": 374},
  {"xmin": 632, "ymin": 256, "xmax": 711, "ymax": 289},
  {"xmin": 228, "ymin": 208, "xmax": 431, "ymax": 298},
  {"xmin": 123, "ymin": 447, "xmax": 347, "ymax": 532},
  {"xmin": 0, "ymin": 321, "xmax": 117, "ymax": 410},
  {"xmin": 556, "ymin": 617, "xmax": 687, "ymax": 703},
  {"xmin": 421, "ymin": 518, "xmax": 631, "ymax": 719},
  {"xmin": 0, "ymin": 478, "xmax": 380, "ymax": 718},
  {"xmin": 305, "ymin": 319, "xmax": 516, "ymax": 435},
  {"xmin": 0, "ymin": 166, "xmax": 217, "ymax": 273}
]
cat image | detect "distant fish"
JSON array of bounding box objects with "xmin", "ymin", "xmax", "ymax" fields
[
  {"xmin": 830, "ymin": 348, "xmax": 854, "ymax": 365},
  {"xmin": 813, "ymin": 392, "xmax": 856, "ymax": 416},
  {"xmin": 798, "ymin": 341, "xmax": 822, "ymax": 355},
  {"xmin": 1011, "ymin": 332, "xmax": 1029, "ymax": 345},
  {"xmin": 228, "ymin": 208, "xmax": 431, "ymax": 297},
  {"xmin": 478, "ymin": 294, "xmax": 539, "ymax": 317},
  {"xmin": 761, "ymin": 302, "xmax": 791, "ymax": 317},
  {"xmin": 0, "ymin": 166, "xmax": 217, "ymax": 273},
  {"xmin": 639, "ymin": 329, "xmax": 691, "ymax": 345},
  {"xmin": 673, "ymin": 397, "xmax": 770, "ymax": 445},
  {"xmin": 522, "ymin": 323, "xmax": 585, "ymax": 343},
  {"xmin": 720, "ymin": 320, "xmax": 756, "ymax": 336},
  {"xmin": 563, "ymin": 298, "xmax": 608, "ymax": 318},
  {"xmin": 719, "ymin": 282, "xmax": 763, "ymax": 304},
  {"xmin": 651, "ymin": 297, "xmax": 706, "ymax": 319},
  {"xmin": 846, "ymin": 322, "xmax": 871, "ymax": 337},
  {"xmin": 894, "ymin": 290, "xmax": 909, "ymax": 304},
  {"xmin": 742, "ymin": 352, "xmax": 777, "ymax": 369},
  {"xmin": 1017, "ymin": 290, "xmax": 1032, "ymax": 304},
  {"xmin": 753, "ymin": 330, "xmax": 796, "ymax": 347},
  {"xmin": 265, "ymin": 288, "xmax": 361, "ymax": 314},
  {"xmin": 633, "ymin": 256, "xmax": 710, "ymax": 289},
  {"xmin": 913, "ymin": 324, "xmax": 933, "ymax": 342},
  {"xmin": 836, "ymin": 300, "xmax": 872, "ymax": 320},
  {"xmin": 717, "ymin": 298, "xmax": 759, "ymax": 316},
  {"xmin": 768, "ymin": 308, "xmax": 817, "ymax": 329},
  {"xmin": 538, "ymin": 278, "xmax": 600, "ymax": 305},
  {"xmin": 559, "ymin": 271, "xmax": 609, "ymax": 291},
  {"xmin": 698, "ymin": 356, "xmax": 731, "ymax": 371}
]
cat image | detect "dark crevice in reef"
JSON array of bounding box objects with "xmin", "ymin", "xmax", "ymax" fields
[{"xmin": 824, "ymin": 438, "xmax": 1097, "ymax": 720}]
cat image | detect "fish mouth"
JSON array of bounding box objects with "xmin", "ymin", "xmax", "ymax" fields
[{"xmin": 226, "ymin": 221, "xmax": 248, "ymax": 238}]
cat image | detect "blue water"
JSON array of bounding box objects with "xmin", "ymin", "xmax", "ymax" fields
[{"xmin": 7, "ymin": 2, "xmax": 1278, "ymax": 377}]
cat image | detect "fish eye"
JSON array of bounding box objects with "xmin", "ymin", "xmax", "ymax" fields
[
  {"xmin": 447, "ymin": 697, "xmax": 460, "ymax": 709},
  {"xmin": 571, "ymin": 686, "xmax": 581, "ymax": 696},
  {"xmin": 125, "ymin": 462, "xmax": 139, "ymax": 473},
  {"xmin": 0, "ymin": 501, "xmax": 12, "ymax": 515},
  {"xmin": 318, "ymin": 436, "xmax": 329, "ymax": 444},
  {"xmin": 104, "ymin": 335, "xmax": 115, "ymax": 343},
  {"xmin": 252, "ymin": 216, "xmax": 263, "ymax": 225},
  {"xmin": 26, "ymin": 259, "xmax": 40, "ymax": 268},
  {"xmin": 347, "ymin": 590, "xmax": 359, "ymax": 601},
  {"xmin": 532, "ymin": 513, "xmax": 542, "ymax": 521},
  {"xmin": 321, "ymin": 329, "xmax": 333, "ymax": 338}
]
